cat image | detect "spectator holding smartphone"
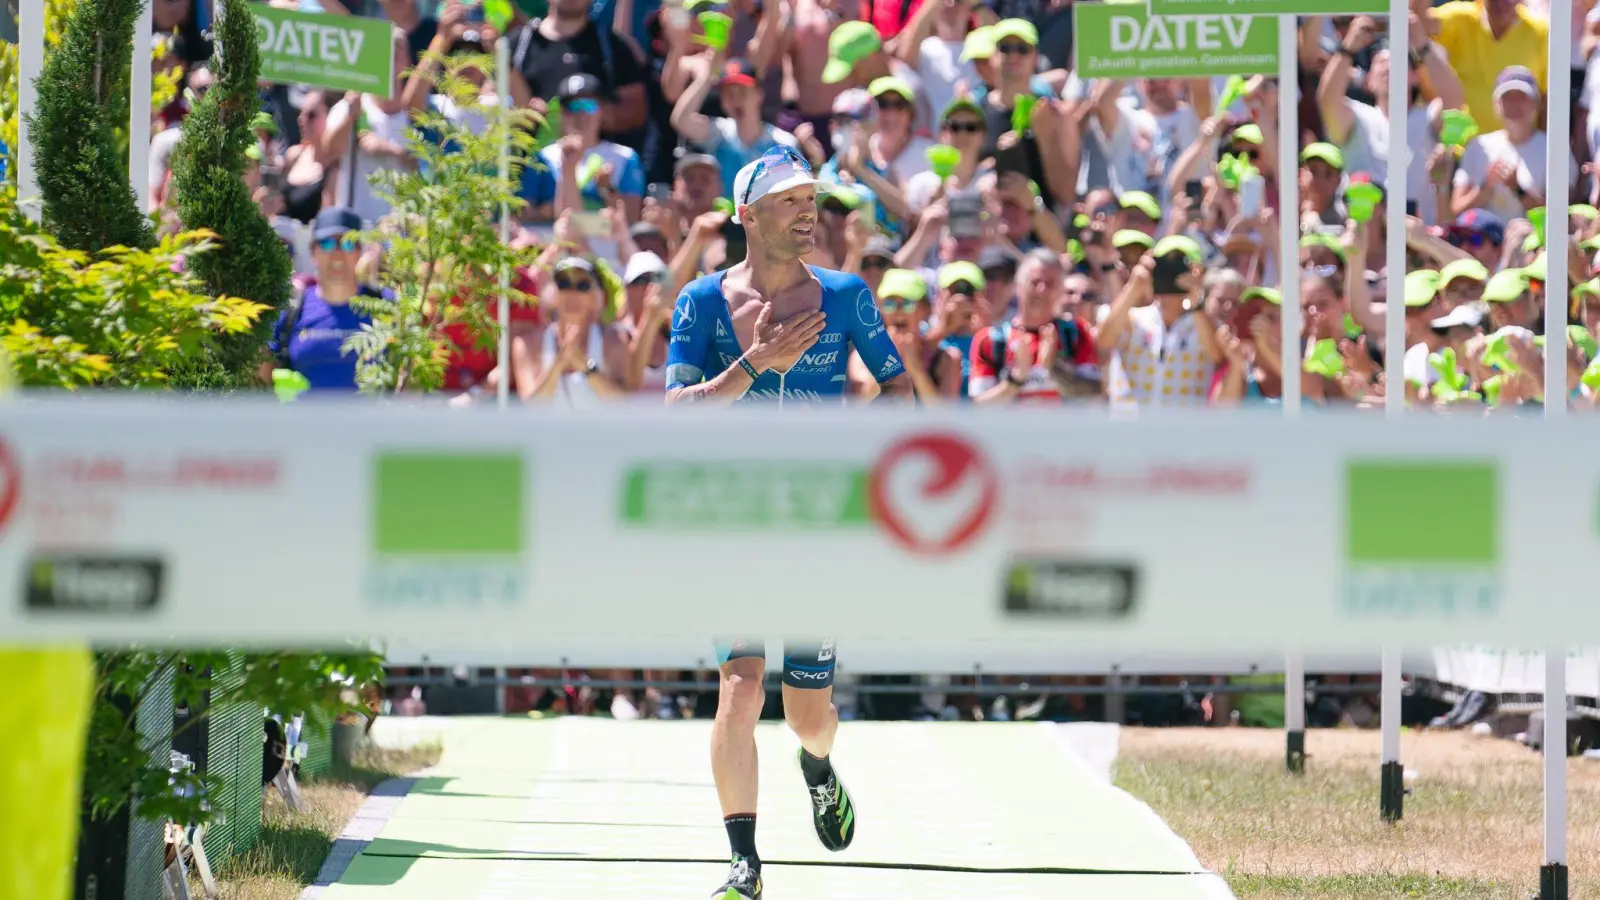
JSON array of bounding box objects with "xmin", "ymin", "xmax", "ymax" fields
[{"xmin": 1098, "ymin": 236, "xmax": 1224, "ymax": 409}]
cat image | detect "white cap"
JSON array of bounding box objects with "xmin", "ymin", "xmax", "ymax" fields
[
  {"xmin": 623, "ymin": 251, "xmax": 667, "ymax": 284},
  {"xmin": 732, "ymin": 147, "xmax": 821, "ymax": 224}
]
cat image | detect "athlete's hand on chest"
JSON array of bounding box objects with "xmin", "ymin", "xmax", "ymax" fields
[{"xmin": 744, "ymin": 302, "xmax": 827, "ymax": 374}]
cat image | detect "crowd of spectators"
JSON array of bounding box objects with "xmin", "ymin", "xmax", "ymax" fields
[
  {"xmin": 132, "ymin": 0, "xmax": 1600, "ymax": 411},
  {"xmin": 135, "ymin": 0, "xmax": 1600, "ymax": 721}
]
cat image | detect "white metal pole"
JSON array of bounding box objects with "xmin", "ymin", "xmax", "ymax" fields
[
  {"xmin": 495, "ymin": 36, "xmax": 512, "ymax": 411},
  {"xmin": 1377, "ymin": 0, "xmax": 1409, "ymax": 823},
  {"xmin": 1277, "ymin": 13, "xmax": 1301, "ymax": 418},
  {"xmin": 1284, "ymin": 650, "xmax": 1305, "ymax": 773},
  {"xmin": 1544, "ymin": 648, "xmax": 1568, "ymax": 865},
  {"xmin": 1543, "ymin": 4, "xmax": 1572, "ymax": 894},
  {"xmin": 1384, "ymin": 0, "xmax": 1408, "ymax": 417},
  {"xmin": 17, "ymin": 0, "xmax": 44, "ymax": 220},
  {"xmin": 130, "ymin": 0, "xmax": 154, "ymax": 215},
  {"xmin": 1277, "ymin": 13, "xmax": 1304, "ymax": 775}
]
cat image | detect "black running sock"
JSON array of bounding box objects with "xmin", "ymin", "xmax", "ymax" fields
[
  {"xmin": 799, "ymin": 749, "xmax": 834, "ymax": 787},
  {"xmin": 724, "ymin": 814, "xmax": 759, "ymax": 865}
]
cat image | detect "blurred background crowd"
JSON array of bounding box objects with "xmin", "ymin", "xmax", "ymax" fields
[{"xmin": 129, "ymin": 0, "xmax": 1599, "ymax": 724}]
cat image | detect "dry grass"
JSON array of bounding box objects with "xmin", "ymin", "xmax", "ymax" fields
[
  {"xmin": 1116, "ymin": 727, "xmax": 1600, "ymax": 899},
  {"xmin": 207, "ymin": 742, "xmax": 442, "ymax": 900}
]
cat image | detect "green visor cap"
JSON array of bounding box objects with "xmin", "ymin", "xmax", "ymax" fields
[
  {"xmin": 938, "ymin": 261, "xmax": 986, "ymax": 291},
  {"xmin": 1404, "ymin": 270, "xmax": 1442, "ymax": 307},
  {"xmin": 1112, "ymin": 229, "xmax": 1154, "ymax": 250},
  {"xmin": 878, "ymin": 267, "xmax": 927, "ymax": 302},
  {"xmin": 1300, "ymin": 142, "xmax": 1345, "ymax": 170},
  {"xmin": 1152, "ymin": 235, "xmax": 1203, "ymax": 264},
  {"xmin": 1242, "ymin": 286, "xmax": 1282, "ymax": 305},
  {"xmin": 1439, "ymin": 258, "xmax": 1491, "ymax": 288},
  {"xmin": 1118, "ymin": 191, "xmax": 1161, "ymax": 220},
  {"xmin": 1482, "ymin": 269, "xmax": 1531, "ymax": 303}
]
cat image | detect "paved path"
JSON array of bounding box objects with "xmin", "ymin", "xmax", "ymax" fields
[{"xmin": 308, "ymin": 717, "xmax": 1234, "ymax": 899}]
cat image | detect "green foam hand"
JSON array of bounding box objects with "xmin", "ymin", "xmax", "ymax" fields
[
  {"xmin": 1217, "ymin": 153, "xmax": 1243, "ymax": 191},
  {"xmin": 1584, "ymin": 357, "xmax": 1600, "ymax": 391},
  {"xmin": 272, "ymin": 368, "xmax": 311, "ymax": 403},
  {"xmin": 1303, "ymin": 338, "xmax": 1345, "ymax": 379},
  {"xmin": 1428, "ymin": 347, "xmax": 1469, "ymax": 393},
  {"xmin": 927, "ymin": 144, "xmax": 960, "ymax": 179},
  {"xmin": 1480, "ymin": 331, "xmax": 1517, "ymax": 374},
  {"xmin": 1011, "ymin": 95, "xmax": 1037, "ymax": 136},
  {"xmin": 1217, "ymin": 75, "xmax": 1249, "ymax": 115},
  {"xmin": 697, "ymin": 11, "xmax": 733, "ymax": 50},
  {"xmin": 1482, "ymin": 374, "xmax": 1506, "ymax": 406},
  {"xmin": 577, "ymin": 154, "xmax": 605, "ymax": 189},
  {"xmin": 1344, "ymin": 182, "xmax": 1384, "ymax": 224},
  {"xmin": 1438, "ymin": 108, "xmax": 1478, "ymax": 148},
  {"xmin": 484, "ymin": 0, "xmax": 513, "ymax": 31}
]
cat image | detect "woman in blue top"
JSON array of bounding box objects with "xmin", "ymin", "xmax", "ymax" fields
[{"xmin": 263, "ymin": 207, "xmax": 388, "ymax": 392}]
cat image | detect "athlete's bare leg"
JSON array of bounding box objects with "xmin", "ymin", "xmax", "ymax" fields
[
  {"xmin": 711, "ymin": 656, "xmax": 766, "ymax": 817},
  {"xmin": 782, "ymin": 684, "xmax": 838, "ymax": 760}
]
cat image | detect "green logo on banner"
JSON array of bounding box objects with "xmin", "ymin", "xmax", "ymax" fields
[
  {"xmin": 367, "ymin": 452, "xmax": 527, "ymax": 608},
  {"xmin": 1341, "ymin": 461, "xmax": 1501, "ymax": 619},
  {"xmin": 620, "ymin": 464, "xmax": 871, "ymax": 529},
  {"xmin": 253, "ymin": 7, "xmax": 397, "ymax": 98},
  {"xmin": 1073, "ymin": 2, "xmax": 1278, "ymax": 79},
  {"xmin": 1148, "ymin": 0, "xmax": 1387, "ymax": 15}
]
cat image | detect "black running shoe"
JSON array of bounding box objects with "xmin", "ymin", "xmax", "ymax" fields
[
  {"xmin": 800, "ymin": 750, "xmax": 856, "ymax": 851},
  {"xmin": 711, "ymin": 855, "xmax": 762, "ymax": 900}
]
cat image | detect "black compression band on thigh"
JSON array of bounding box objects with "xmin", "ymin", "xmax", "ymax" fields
[{"xmin": 781, "ymin": 640, "xmax": 836, "ymax": 690}]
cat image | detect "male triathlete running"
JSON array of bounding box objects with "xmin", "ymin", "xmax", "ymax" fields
[{"xmin": 665, "ymin": 144, "xmax": 914, "ymax": 900}]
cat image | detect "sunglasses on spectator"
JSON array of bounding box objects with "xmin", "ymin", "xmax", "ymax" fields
[
  {"xmin": 943, "ymin": 119, "xmax": 983, "ymax": 134},
  {"xmin": 556, "ymin": 275, "xmax": 595, "ymax": 292},
  {"xmin": 879, "ymin": 297, "xmax": 920, "ymax": 313},
  {"xmin": 315, "ymin": 235, "xmax": 360, "ymax": 253},
  {"xmin": 566, "ymin": 98, "xmax": 600, "ymax": 116},
  {"xmin": 876, "ymin": 98, "xmax": 912, "ymax": 112},
  {"xmin": 1447, "ymin": 227, "xmax": 1502, "ymax": 247},
  {"xmin": 996, "ymin": 41, "xmax": 1032, "ymax": 55},
  {"xmin": 862, "ymin": 257, "xmax": 893, "ymax": 271},
  {"xmin": 630, "ymin": 273, "xmax": 663, "ymax": 286},
  {"xmin": 1303, "ymin": 263, "xmax": 1338, "ymax": 279}
]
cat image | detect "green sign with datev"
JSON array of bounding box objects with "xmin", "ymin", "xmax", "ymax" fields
[
  {"xmin": 1074, "ymin": 1, "xmax": 1279, "ymax": 79},
  {"xmin": 253, "ymin": 6, "xmax": 396, "ymax": 99},
  {"xmin": 1147, "ymin": 0, "xmax": 1389, "ymax": 15},
  {"xmin": 366, "ymin": 451, "xmax": 529, "ymax": 608},
  {"xmin": 1341, "ymin": 460, "xmax": 1502, "ymax": 620}
]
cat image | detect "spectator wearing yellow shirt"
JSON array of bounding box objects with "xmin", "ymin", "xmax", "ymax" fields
[{"xmin": 1432, "ymin": 0, "xmax": 1549, "ymax": 133}]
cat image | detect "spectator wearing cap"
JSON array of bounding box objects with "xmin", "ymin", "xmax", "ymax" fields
[
  {"xmin": 905, "ymin": 97, "xmax": 988, "ymax": 214},
  {"xmin": 852, "ymin": 269, "xmax": 952, "ymax": 402},
  {"xmin": 262, "ymin": 207, "xmax": 386, "ymax": 392},
  {"xmin": 510, "ymin": 0, "xmax": 649, "ymax": 141},
  {"xmin": 1483, "ymin": 267, "xmax": 1541, "ymax": 332},
  {"xmin": 1115, "ymin": 191, "xmax": 1162, "ymax": 238},
  {"xmin": 1432, "ymin": 0, "xmax": 1549, "ymax": 135},
  {"xmin": 619, "ymin": 251, "xmax": 674, "ymax": 392},
  {"xmin": 672, "ymin": 51, "xmax": 801, "ymax": 197},
  {"xmin": 1318, "ymin": 14, "xmax": 1466, "ymax": 227},
  {"xmin": 977, "ymin": 244, "xmax": 1018, "ymax": 326},
  {"xmin": 630, "ymin": 221, "xmax": 673, "ymax": 261},
  {"xmin": 857, "ymin": 235, "xmax": 897, "ymax": 294},
  {"xmin": 527, "ymin": 255, "xmax": 632, "ymax": 405},
  {"xmin": 983, "ymin": 0, "xmax": 1074, "ymax": 74},
  {"xmin": 864, "ymin": 76, "xmax": 937, "ymax": 183},
  {"xmin": 520, "ymin": 74, "xmax": 647, "ymax": 225},
  {"xmin": 888, "ymin": 0, "xmax": 979, "ymax": 131},
  {"xmin": 671, "ymin": 153, "xmax": 724, "ymax": 222},
  {"xmin": 1453, "ymin": 66, "xmax": 1578, "ymax": 223},
  {"xmin": 1439, "ymin": 258, "xmax": 1493, "ymax": 308},
  {"xmin": 822, "ymin": 88, "xmax": 915, "ymax": 240},
  {"xmin": 928, "ymin": 260, "xmax": 985, "ymax": 397},
  {"xmin": 1447, "ymin": 209, "xmax": 1507, "ymax": 272},
  {"xmin": 1099, "ymin": 237, "xmax": 1223, "ymax": 409},
  {"xmin": 969, "ymin": 248, "xmax": 1101, "ymax": 404},
  {"xmin": 1300, "ymin": 143, "xmax": 1347, "ymax": 228},
  {"xmin": 1212, "ymin": 286, "xmax": 1284, "ymax": 405},
  {"xmin": 979, "ymin": 20, "xmax": 1073, "ymax": 209},
  {"xmin": 819, "ymin": 20, "xmax": 929, "ymax": 128},
  {"xmin": 992, "ymin": 171, "xmax": 1071, "ymax": 257}
]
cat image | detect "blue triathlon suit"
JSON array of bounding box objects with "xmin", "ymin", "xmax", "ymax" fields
[{"xmin": 666, "ymin": 265, "xmax": 906, "ymax": 688}]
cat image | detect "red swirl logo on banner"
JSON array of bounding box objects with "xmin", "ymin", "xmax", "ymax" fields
[{"xmin": 868, "ymin": 432, "xmax": 998, "ymax": 555}]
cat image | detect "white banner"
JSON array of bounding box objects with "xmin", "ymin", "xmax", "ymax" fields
[
  {"xmin": 1432, "ymin": 646, "xmax": 1600, "ymax": 697},
  {"xmin": 1, "ymin": 399, "xmax": 1597, "ymax": 663}
]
